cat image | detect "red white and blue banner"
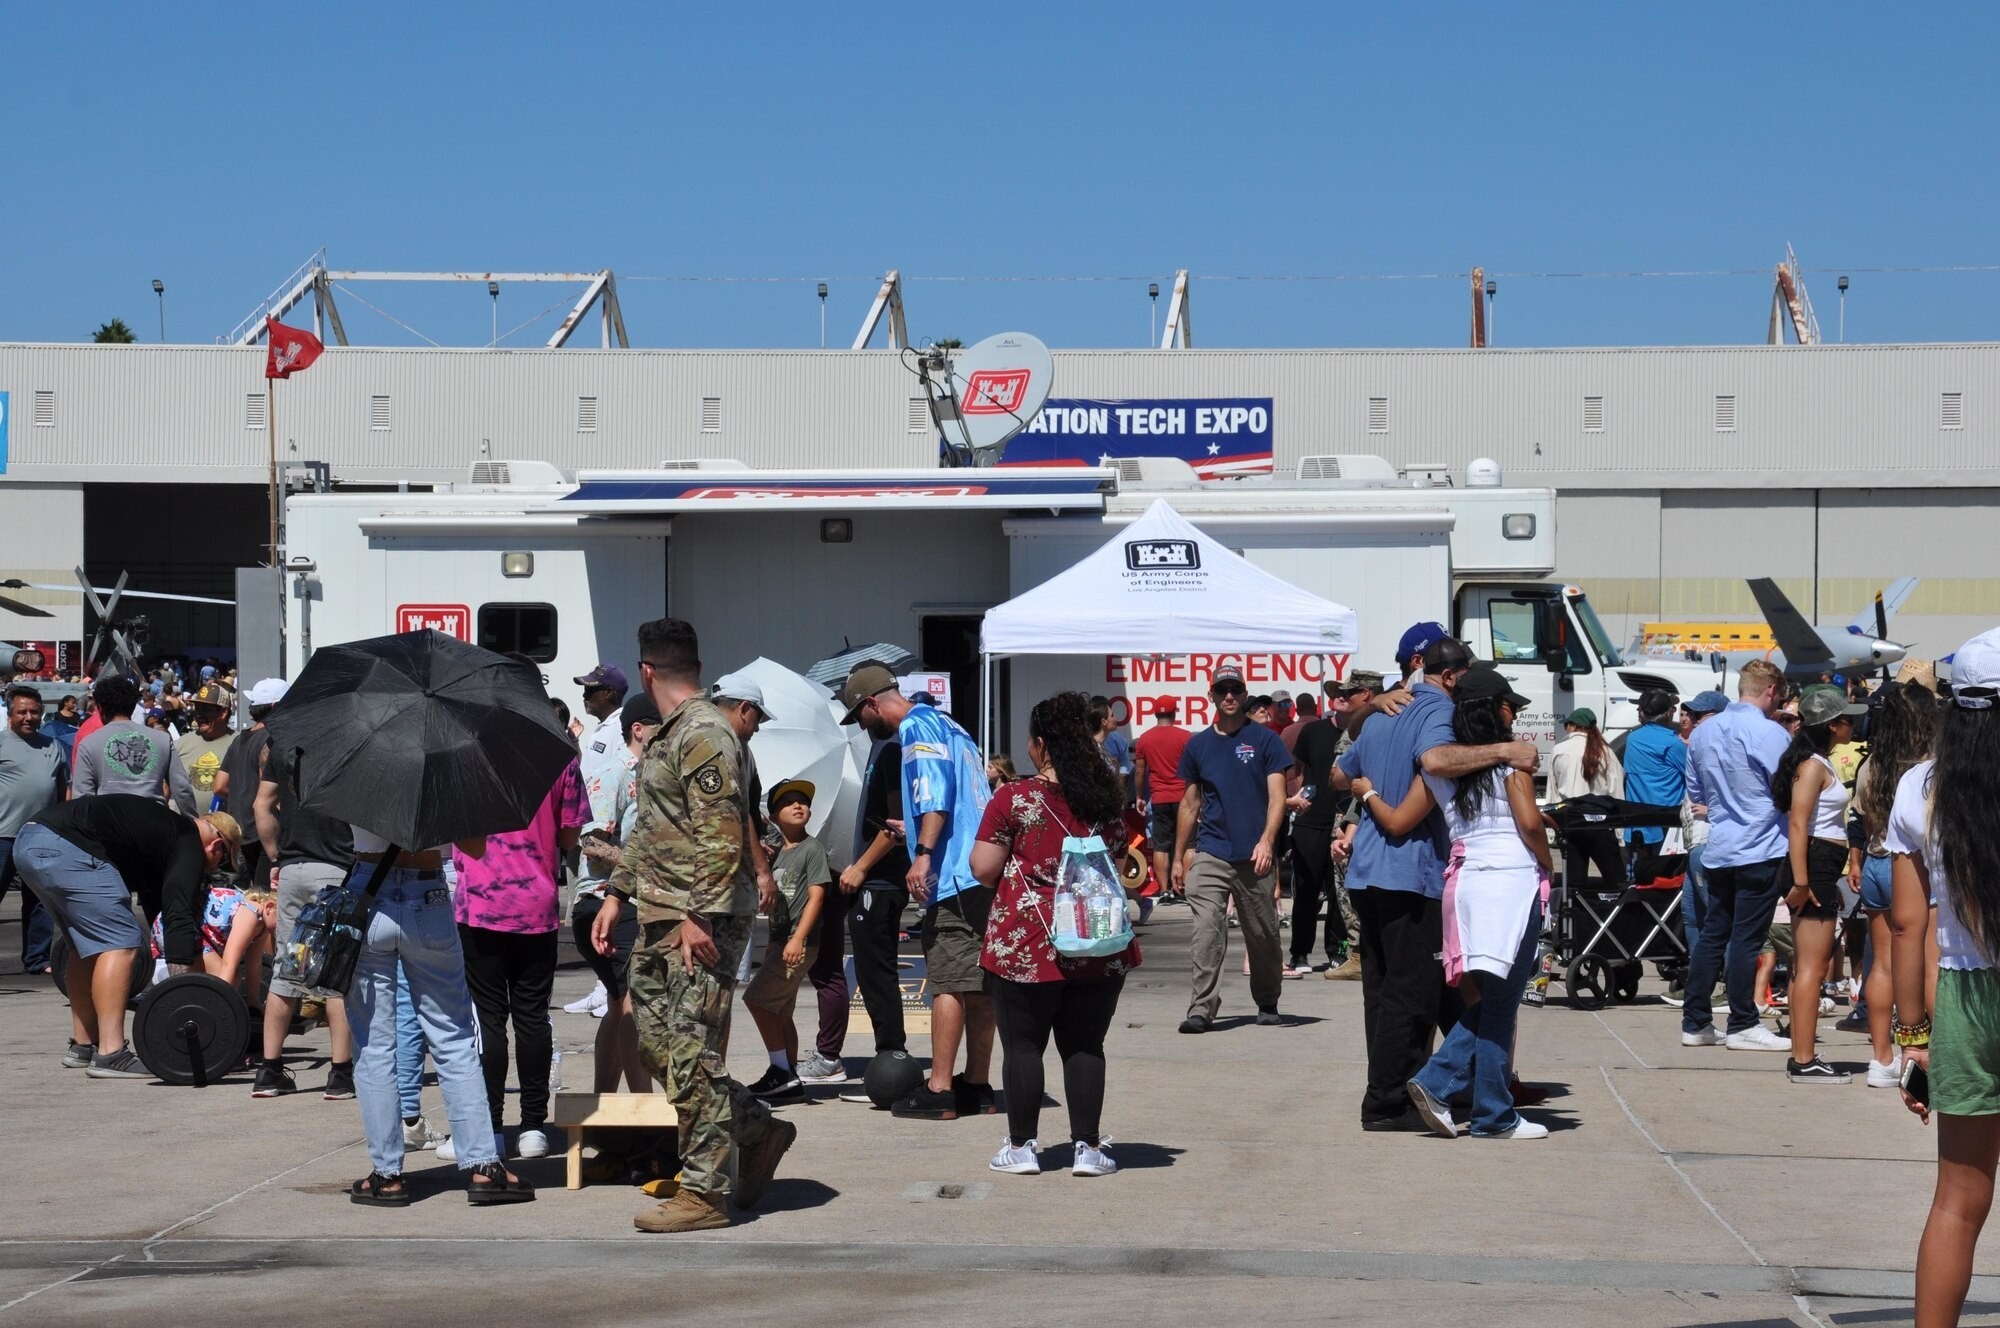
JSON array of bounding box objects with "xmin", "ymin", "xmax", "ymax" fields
[{"xmin": 1000, "ymin": 398, "xmax": 1274, "ymax": 477}]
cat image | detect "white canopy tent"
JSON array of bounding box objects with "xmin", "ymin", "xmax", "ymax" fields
[{"xmin": 977, "ymin": 499, "xmax": 1360, "ymax": 750}]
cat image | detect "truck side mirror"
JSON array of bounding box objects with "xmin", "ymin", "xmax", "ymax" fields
[{"xmin": 1533, "ymin": 602, "xmax": 1570, "ymax": 673}]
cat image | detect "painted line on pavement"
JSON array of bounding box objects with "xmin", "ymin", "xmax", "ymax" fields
[{"xmin": 1600, "ymin": 1064, "xmax": 1767, "ymax": 1266}]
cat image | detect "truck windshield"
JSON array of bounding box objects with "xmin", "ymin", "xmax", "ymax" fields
[{"xmin": 1569, "ymin": 593, "xmax": 1624, "ymax": 666}]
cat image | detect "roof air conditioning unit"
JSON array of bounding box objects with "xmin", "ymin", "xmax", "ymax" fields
[
  {"xmin": 466, "ymin": 459, "xmax": 568, "ymax": 488},
  {"xmin": 1110, "ymin": 456, "xmax": 1200, "ymax": 487},
  {"xmin": 1297, "ymin": 454, "xmax": 1400, "ymax": 483},
  {"xmin": 657, "ymin": 458, "xmax": 753, "ymax": 471},
  {"xmin": 1401, "ymin": 460, "xmax": 1454, "ymax": 488}
]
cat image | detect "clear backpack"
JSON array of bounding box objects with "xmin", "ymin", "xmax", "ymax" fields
[{"xmin": 1048, "ymin": 833, "xmax": 1134, "ymax": 957}]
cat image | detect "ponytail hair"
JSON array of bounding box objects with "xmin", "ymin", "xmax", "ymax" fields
[
  {"xmin": 1028, "ymin": 691, "xmax": 1125, "ymax": 828},
  {"xmin": 1579, "ymin": 723, "xmax": 1608, "ymax": 786}
]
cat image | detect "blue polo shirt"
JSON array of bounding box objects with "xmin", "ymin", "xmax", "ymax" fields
[
  {"xmin": 1176, "ymin": 720, "xmax": 1292, "ymax": 862},
  {"xmin": 1685, "ymin": 701, "xmax": 1790, "ymax": 870},
  {"xmin": 1622, "ymin": 722, "xmax": 1689, "ymax": 845},
  {"xmin": 1337, "ymin": 683, "xmax": 1457, "ymax": 898}
]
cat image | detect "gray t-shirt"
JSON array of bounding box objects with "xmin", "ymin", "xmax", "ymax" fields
[
  {"xmin": 769, "ymin": 835, "xmax": 831, "ymax": 945},
  {"xmin": 73, "ymin": 720, "xmax": 194, "ymax": 809},
  {"xmin": 0, "ymin": 729, "xmax": 68, "ymax": 838}
]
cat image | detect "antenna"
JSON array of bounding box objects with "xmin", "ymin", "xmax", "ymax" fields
[{"xmin": 918, "ymin": 331, "xmax": 1054, "ymax": 468}]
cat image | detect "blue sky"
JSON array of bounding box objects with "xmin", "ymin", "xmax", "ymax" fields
[{"xmin": 5, "ymin": 4, "xmax": 1996, "ymax": 350}]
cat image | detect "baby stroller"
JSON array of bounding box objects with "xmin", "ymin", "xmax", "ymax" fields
[{"xmin": 1544, "ymin": 795, "xmax": 1688, "ymax": 1010}]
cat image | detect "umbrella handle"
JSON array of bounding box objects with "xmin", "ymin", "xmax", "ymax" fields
[{"xmin": 355, "ymin": 846, "xmax": 403, "ymax": 902}]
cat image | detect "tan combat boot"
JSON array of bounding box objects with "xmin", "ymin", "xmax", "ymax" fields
[{"xmin": 633, "ymin": 1188, "xmax": 730, "ymax": 1233}]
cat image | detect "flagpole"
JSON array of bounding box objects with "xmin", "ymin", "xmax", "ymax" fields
[{"xmin": 267, "ymin": 374, "xmax": 279, "ymax": 566}]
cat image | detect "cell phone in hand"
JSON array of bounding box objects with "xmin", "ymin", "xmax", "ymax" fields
[{"xmin": 1901, "ymin": 1057, "xmax": 1930, "ymax": 1107}]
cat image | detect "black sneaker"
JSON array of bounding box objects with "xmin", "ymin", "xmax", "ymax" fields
[
  {"xmin": 1786, "ymin": 1057, "xmax": 1853, "ymax": 1085},
  {"xmin": 1256, "ymin": 1007, "xmax": 1285, "ymax": 1026},
  {"xmin": 1178, "ymin": 1014, "xmax": 1211, "ymax": 1035},
  {"xmin": 1361, "ymin": 1110, "xmax": 1430, "ymax": 1133},
  {"xmin": 323, "ymin": 1063, "xmax": 356, "ymax": 1100},
  {"xmin": 890, "ymin": 1083, "xmax": 959, "ymax": 1120},
  {"xmin": 1834, "ymin": 1010, "xmax": 1869, "ymax": 1033},
  {"xmin": 749, "ymin": 1066, "xmax": 804, "ymax": 1105},
  {"xmin": 952, "ymin": 1074, "xmax": 997, "ymax": 1116},
  {"xmin": 252, "ymin": 1061, "xmax": 298, "ymax": 1098},
  {"xmin": 61, "ymin": 1040, "xmax": 96, "ymax": 1070}
]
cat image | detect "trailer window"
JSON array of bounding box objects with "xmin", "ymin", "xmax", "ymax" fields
[{"xmin": 478, "ymin": 603, "xmax": 558, "ymax": 663}]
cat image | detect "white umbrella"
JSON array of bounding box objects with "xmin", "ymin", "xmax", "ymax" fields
[{"xmin": 732, "ymin": 656, "xmax": 867, "ymax": 868}]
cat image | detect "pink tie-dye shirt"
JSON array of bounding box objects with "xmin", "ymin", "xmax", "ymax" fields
[{"xmin": 453, "ymin": 758, "xmax": 587, "ymax": 934}]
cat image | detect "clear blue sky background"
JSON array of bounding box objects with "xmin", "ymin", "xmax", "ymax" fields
[{"xmin": 5, "ymin": 4, "xmax": 1996, "ymax": 350}]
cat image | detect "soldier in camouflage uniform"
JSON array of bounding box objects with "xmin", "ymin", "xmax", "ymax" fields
[{"xmin": 594, "ymin": 618, "xmax": 796, "ymax": 1232}]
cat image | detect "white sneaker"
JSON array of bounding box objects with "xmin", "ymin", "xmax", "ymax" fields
[
  {"xmin": 1477, "ymin": 1119, "xmax": 1549, "ymax": 1140},
  {"xmin": 1072, "ymin": 1139, "xmax": 1117, "ymax": 1177},
  {"xmin": 563, "ymin": 982, "xmax": 609, "ymax": 1016},
  {"xmin": 1681, "ymin": 1026, "xmax": 1722, "ymax": 1046},
  {"xmin": 402, "ymin": 1116, "xmax": 438, "ymax": 1151},
  {"xmin": 1726, "ymin": 1025, "xmax": 1793, "ymax": 1052},
  {"xmin": 1867, "ymin": 1056, "xmax": 1906, "ymax": 1089},
  {"xmin": 1406, "ymin": 1080, "xmax": 1459, "ymax": 1138},
  {"xmin": 590, "ymin": 1002, "xmax": 609, "ymax": 1020},
  {"xmin": 516, "ymin": 1128, "xmax": 550, "ymax": 1159},
  {"xmin": 436, "ymin": 1135, "xmax": 457, "ymax": 1163},
  {"xmin": 990, "ymin": 1138, "xmax": 1041, "ymax": 1175},
  {"xmin": 1818, "ymin": 996, "xmax": 1837, "ymax": 1017}
]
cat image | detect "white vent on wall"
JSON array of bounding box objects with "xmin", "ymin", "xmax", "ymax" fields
[
  {"xmin": 33, "ymin": 389, "xmax": 54, "ymax": 427},
  {"xmin": 577, "ymin": 396, "xmax": 599, "ymax": 433},
  {"xmin": 908, "ymin": 396, "xmax": 931, "ymax": 433},
  {"xmin": 1943, "ymin": 392, "xmax": 1964, "ymax": 430},
  {"xmin": 369, "ymin": 394, "xmax": 392, "ymax": 431},
  {"xmin": 700, "ymin": 396, "xmax": 722, "ymax": 433},
  {"xmin": 658, "ymin": 459, "xmax": 752, "ymax": 472},
  {"xmin": 1583, "ymin": 395, "xmax": 1604, "ymax": 433},
  {"xmin": 1714, "ymin": 394, "xmax": 1736, "ymax": 432},
  {"xmin": 1367, "ymin": 397, "xmax": 1389, "ymax": 434},
  {"xmin": 245, "ymin": 393, "xmax": 267, "ymax": 429}
]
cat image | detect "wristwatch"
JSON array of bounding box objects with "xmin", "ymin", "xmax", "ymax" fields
[{"xmin": 914, "ymin": 844, "xmax": 936, "ymax": 858}]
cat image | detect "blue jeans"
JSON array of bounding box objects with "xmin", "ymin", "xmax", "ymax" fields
[
  {"xmin": 395, "ymin": 962, "xmax": 426, "ymax": 1119},
  {"xmin": 1412, "ymin": 904, "xmax": 1542, "ymax": 1136},
  {"xmin": 1682, "ymin": 857, "xmax": 1784, "ymax": 1036},
  {"xmin": 1681, "ymin": 845, "xmax": 1709, "ymax": 962},
  {"xmin": 0, "ymin": 837, "xmax": 57, "ymax": 970},
  {"xmin": 348, "ymin": 871, "xmax": 495, "ymax": 1176}
]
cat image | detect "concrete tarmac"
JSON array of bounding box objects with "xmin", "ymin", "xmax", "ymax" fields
[{"xmin": 2, "ymin": 904, "xmax": 1996, "ymax": 1327}]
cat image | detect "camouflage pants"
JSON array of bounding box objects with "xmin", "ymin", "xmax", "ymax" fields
[
  {"xmin": 1329, "ymin": 855, "xmax": 1360, "ymax": 955},
  {"xmin": 629, "ymin": 914, "xmax": 776, "ymax": 1198}
]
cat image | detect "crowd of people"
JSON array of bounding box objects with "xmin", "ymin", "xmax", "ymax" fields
[{"xmin": 10, "ymin": 613, "xmax": 2000, "ymax": 1323}]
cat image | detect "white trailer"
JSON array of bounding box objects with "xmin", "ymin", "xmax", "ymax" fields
[{"xmin": 281, "ymin": 455, "xmax": 1719, "ymax": 767}]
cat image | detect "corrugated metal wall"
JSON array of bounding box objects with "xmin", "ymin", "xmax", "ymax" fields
[{"xmin": 0, "ymin": 341, "xmax": 1992, "ymax": 487}]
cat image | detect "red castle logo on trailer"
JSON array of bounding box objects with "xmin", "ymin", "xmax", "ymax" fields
[
  {"xmin": 961, "ymin": 369, "xmax": 1032, "ymax": 415},
  {"xmin": 397, "ymin": 604, "xmax": 472, "ymax": 641}
]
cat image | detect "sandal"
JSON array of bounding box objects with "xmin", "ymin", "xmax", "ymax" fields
[
  {"xmin": 350, "ymin": 1172, "xmax": 410, "ymax": 1207},
  {"xmin": 466, "ymin": 1161, "xmax": 536, "ymax": 1206}
]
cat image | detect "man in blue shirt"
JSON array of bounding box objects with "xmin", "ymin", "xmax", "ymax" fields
[
  {"xmin": 1172, "ymin": 664, "xmax": 1292, "ymax": 1032},
  {"xmin": 1622, "ymin": 688, "xmax": 1689, "ymax": 862},
  {"xmin": 1680, "ymin": 659, "xmax": 1793, "ymax": 1050},
  {"xmin": 842, "ymin": 664, "xmax": 996, "ymax": 1119},
  {"xmin": 1335, "ymin": 628, "xmax": 1539, "ymax": 1130}
]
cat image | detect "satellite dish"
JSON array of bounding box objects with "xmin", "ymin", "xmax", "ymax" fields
[{"xmin": 926, "ymin": 331, "xmax": 1053, "ymax": 467}]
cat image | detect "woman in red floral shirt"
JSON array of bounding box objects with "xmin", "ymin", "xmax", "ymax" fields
[{"xmin": 972, "ymin": 691, "xmax": 1141, "ymax": 1178}]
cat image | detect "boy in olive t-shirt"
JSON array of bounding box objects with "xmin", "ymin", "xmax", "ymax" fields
[{"xmin": 743, "ymin": 779, "xmax": 831, "ymax": 1104}]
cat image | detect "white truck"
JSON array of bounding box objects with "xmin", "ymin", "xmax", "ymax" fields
[{"xmin": 279, "ymin": 454, "xmax": 1720, "ymax": 764}]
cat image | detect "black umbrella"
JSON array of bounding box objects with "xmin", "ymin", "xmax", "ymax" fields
[{"xmin": 263, "ymin": 630, "xmax": 576, "ymax": 852}]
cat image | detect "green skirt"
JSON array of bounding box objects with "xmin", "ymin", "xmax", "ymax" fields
[{"xmin": 1933, "ymin": 967, "xmax": 2000, "ymax": 1117}]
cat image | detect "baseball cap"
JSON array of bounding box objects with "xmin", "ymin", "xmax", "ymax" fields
[
  {"xmin": 1565, "ymin": 707, "xmax": 1599, "ymax": 728},
  {"xmin": 1684, "ymin": 690, "xmax": 1729, "ymax": 715},
  {"xmin": 1798, "ymin": 683, "xmax": 1869, "ymax": 727},
  {"xmin": 767, "ymin": 778, "xmax": 816, "ymax": 812},
  {"xmin": 1271, "ymin": 688, "xmax": 1293, "ymax": 705},
  {"xmin": 1947, "ymin": 627, "xmax": 2000, "ymax": 710},
  {"xmin": 710, "ymin": 671, "xmax": 772, "ymax": 721},
  {"xmin": 1153, "ymin": 697, "xmax": 1179, "ymax": 716},
  {"xmin": 246, "ymin": 677, "xmax": 289, "ymax": 707},
  {"xmin": 573, "ymin": 663, "xmax": 630, "ymax": 696},
  {"xmin": 200, "ymin": 665, "xmax": 217, "ymax": 680},
  {"xmin": 202, "ymin": 811, "xmax": 244, "ymax": 872},
  {"xmin": 1330, "ymin": 669, "xmax": 1386, "ymax": 696},
  {"xmin": 619, "ymin": 690, "xmax": 663, "ymax": 740},
  {"xmin": 1398, "ymin": 621, "xmax": 1450, "ymax": 665},
  {"xmin": 1211, "ymin": 664, "xmax": 1246, "ymax": 689},
  {"xmin": 189, "ymin": 682, "xmax": 232, "ymax": 709},
  {"xmin": 1456, "ymin": 663, "xmax": 1531, "ymax": 711},
  {"xmin": 838, "ymin": 663, "xmax": 900, "ymax": 725}
]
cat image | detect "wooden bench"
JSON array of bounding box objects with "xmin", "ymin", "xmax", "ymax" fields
[{"xmin": 548, "ymin": 1092, "xmax": 679, "ymax": 1190}]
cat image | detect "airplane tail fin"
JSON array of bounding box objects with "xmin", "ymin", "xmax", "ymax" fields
[
  {"xmin": 1846, "ymin": 577, "xmax": 1920, "ymax": 636},
  {"xmin": 1748, "ymin": 578, "xmax": 1835, "ymax": 668}
]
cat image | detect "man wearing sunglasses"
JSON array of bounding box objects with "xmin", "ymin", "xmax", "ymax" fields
[{"xmin": 1171, "ymin": 664, "xmax": 1293, "ymax": 1034}]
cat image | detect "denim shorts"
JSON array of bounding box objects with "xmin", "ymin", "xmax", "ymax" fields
[
  {"xmin": 1858, "ymin": 854, "xmax": 1893, "ymax": 912},
  {"xmin": 12, "ymin": 823, "xmax": 146, "ymax": 958}
]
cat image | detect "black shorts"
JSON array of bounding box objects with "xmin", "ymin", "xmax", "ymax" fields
[
  {"xmin": 571, "ymin": 892, "xmax": 640, "ymax": 999},
  {"xmin": 1785, "ymin": 840, "xmax": 1850, "ymax": 922},
  {"xmin": 1148, "ymin": 803, "xmax": 1178, "ymax": 853}
]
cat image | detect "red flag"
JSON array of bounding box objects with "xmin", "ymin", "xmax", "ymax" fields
[{"xmin": 265, "ymin": 317, "xmax": 325, "ymax": 379}]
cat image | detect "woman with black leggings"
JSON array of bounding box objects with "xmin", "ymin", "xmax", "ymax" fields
[{"xmin": 971, "ymin": 691, "xmax": 1142, "ymax": 1178}]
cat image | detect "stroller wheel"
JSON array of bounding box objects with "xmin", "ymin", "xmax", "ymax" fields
[
  {"xmin": 1566, "ymin": 956, "xmax": 1610, "ymax": 1010},
  {"xmin": 1612, "ymin": 963, "xmax": 1642, "ymax": 1004}
]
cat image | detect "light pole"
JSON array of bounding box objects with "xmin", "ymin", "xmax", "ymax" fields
[
  {"xmin": 152, "ymin": 279, "xmax": 165, "ymax": 342},
  {"xmin": 1838, "ymin": 275, "xmax": 1849, "ymax": 343},
  {"xmin": 817, "ymin": 281, "xmax": 828, "ymax": 348},
  {"xmin": 1148, "ymin": 282, "xmax": 1160, "ymax": 346},
  {"xmin": 1484, "ymin": 279, "xmax": 1497, "ymax": 346},
  {"xmin": 487, "ymin": 280, "xmax": 499, "ymax": 347}
]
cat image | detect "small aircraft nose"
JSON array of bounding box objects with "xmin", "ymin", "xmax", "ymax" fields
[{"xmin": 1873, "ymin": 641, "xmax": 1908, "ymax": 667}]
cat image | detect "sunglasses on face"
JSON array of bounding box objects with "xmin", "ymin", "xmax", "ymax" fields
[{"xmin": 1213, "ymin": 684, "xmax": 1246, "ymax": 697}]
